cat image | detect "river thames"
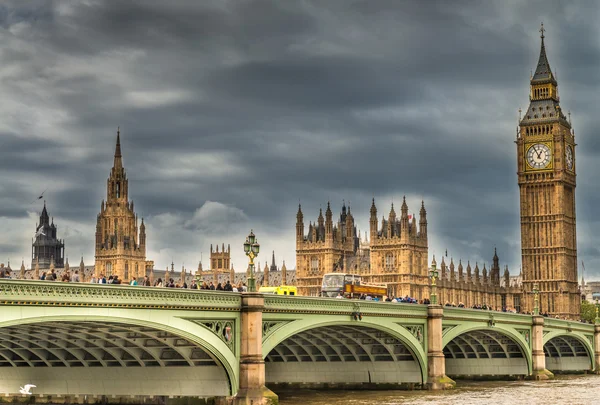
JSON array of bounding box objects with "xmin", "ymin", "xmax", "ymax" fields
[{"xmin": 278, "ymin": 375, "xmax": 599, "ymax": 405}]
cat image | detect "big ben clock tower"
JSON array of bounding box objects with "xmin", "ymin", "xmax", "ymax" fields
[{"xmin": 517, "ymin": 24, "xmax": 579, "ymax": 319}]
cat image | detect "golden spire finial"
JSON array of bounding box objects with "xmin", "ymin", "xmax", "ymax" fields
[{"xmin": 540, "ymin": 22, "xmax": 545, "ymax": 39}]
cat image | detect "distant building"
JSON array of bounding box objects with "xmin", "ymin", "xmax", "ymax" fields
[
  {"xmin": 94, "ymin": 129, "xmax": 149, "ymax": 280},
  {"xmin": 32, "ymin": 202, "xmax": 65, "ymax": 269}
]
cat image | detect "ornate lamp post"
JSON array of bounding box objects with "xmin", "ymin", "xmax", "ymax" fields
[
  {"xmin": 429, "ymin": 256, "xmax": 439, "ymax": 305},
  {"xmin": 595, "ymin": 298, "xmax": 599, "ymax": 325},
  {"xmin": 243, "ymin": 230, "xmax": 260, "ymax": 292},
  {"xmin": 532, "ymin": 283, "xmax": 540, "ymax": 315}
]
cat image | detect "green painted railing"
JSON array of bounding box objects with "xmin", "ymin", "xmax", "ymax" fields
[
  {"xmin": 263, "ymin": 295, "xmax": 429, "ymax": 318},
  {"xmin": 0, "ymin": 279, "xmax": 241, "ymax": 310}
]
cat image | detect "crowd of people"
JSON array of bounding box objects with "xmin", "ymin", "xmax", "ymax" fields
[{"xmin": 31, "ymin": 269, "xmax": 251, "ymax": 292}]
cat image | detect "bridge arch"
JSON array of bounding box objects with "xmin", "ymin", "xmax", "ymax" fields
[
  {"xmin": 0, "ymin": 312, "xmax": 239, "ymax": 397},
  {"xmin": 543, "ymin": 332, "xmax": 594, "ymax": 373},
  {"xmin": 443, "ymin": 324, "xmax": 532, "ymax": 377},
  {"xmin": 262, "ymin": 318, "xmax": 427, "ymax": 386}
]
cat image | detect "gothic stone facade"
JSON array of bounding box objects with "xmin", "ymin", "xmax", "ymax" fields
[
  {"xmin": 436, "ymin": 252, "xmax": 522, "ymax": 311},
  {"xmin": 295, "ymin": 202, "xmax": 358, "ymax": 296},
  {"xmin": 94, "ymin": 130, "xmax": 148, "ymax": 280},
  {"xmin": 516, "ymin": 30, "xmax": 580, "ymax": 319},
  {"xmin": 296, "ymin": 199, "xmax": 519, "ymax": 306}
]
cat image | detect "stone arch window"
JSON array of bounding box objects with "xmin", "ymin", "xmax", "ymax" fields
[
  {"xmin": 385, "ymin": 253, "xmax": 395, "ymax": 271},
  {"xmin": 124, "ymin": 262, "xmax": 129, "ymax": 280},
  {"xmin": 116, "ymin": 182, "xmax": 121, "ymax": 198},
  {"xmin": 310, "ymin": 257, "xmax": 319, "ymax": 275},
  {"xmin": 106, "ymin": 262, "xmax": 113, "ymax": 277}
]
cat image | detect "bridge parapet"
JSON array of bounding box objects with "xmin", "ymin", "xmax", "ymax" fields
[
  {"xmin": 0, "ymin": 279, "xmax": 241, "ymax": 311},
  {"xmin": 264, "ymin": 295, "xmax": 429, "ymax": 318},
  {"xmin": 443, "ymin": 307, "xmax": 533, "ymax": 326}
]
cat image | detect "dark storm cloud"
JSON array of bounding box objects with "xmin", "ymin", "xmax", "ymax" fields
[{"xmin": 1, "ymin": 0, "xmax": 599, "ymax": 276}]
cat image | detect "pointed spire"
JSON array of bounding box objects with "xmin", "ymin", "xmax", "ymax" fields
[
  {"xmin": 401, "ymin": 196, "xmax": 408, "ymax": 214},
  {"xmin": 370, "ymin": 198, "xmax": 377, "ymax": 216},
  {"xmin": 113, "ymin": 127, "xmax": 123, "ymax": 169},
  {"xmin": 389, "ymin": 203, "xmax": 396, "ymax": 218},
  {"xmin": 532, "ymin": 22, "xmax": 555, "ymax": 83}
]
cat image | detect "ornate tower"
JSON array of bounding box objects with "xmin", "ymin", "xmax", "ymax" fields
[
  {"xmin": 95, "ymin": 129, "xmax": 147, "ymax": 280},
  {"xmin": 516, "ymin": 25, "xmax": 579, "ymax": 319},
  {"xmin": 296, "ymin": 202, "xmax": 358, "ymax": 296},
  {"xmin": 32, "ymin": 202, "xmax": 65, "ymax": 268}
]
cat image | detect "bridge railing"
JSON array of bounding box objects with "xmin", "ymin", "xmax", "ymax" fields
[
  {"xmin": 0, "ymin": 279, "xmax": 241, "ymax": 311},
  {"xmin": 263, "ymin": 294, "xmax": 429, "ymax": 318},
  {"xmin": 442, "ymin": 306, "xmax": 534, "ymax": 325},
  {"xmin": 543, "ymin": 317, "xmax": 595, "ymax": 333}
]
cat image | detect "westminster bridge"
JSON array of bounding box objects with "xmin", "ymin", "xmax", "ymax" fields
[{"xmin": 0, "ymin": 280, "xmax": 598, "ymax": 404}]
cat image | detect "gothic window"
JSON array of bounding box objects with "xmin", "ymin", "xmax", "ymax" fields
[
  {"xmin": 124, "ymin": 262, "xmax": 129, "ymax": 280},
  {"xmin": 116, "ymin": 182, "xmax": 121, "ymax": 198},
  {"xmin": 106, "ymin": 262, "xmax": 113, "ymax": 277},
  {"xmin": 135, "ymin": 263, "xmax": 139, "ymax": 277},
  {"xmin": 310, "ymin": 257, "xmax": 319, "ymax": 275},
  {"xmin": 385, "ymin": 253, "xmax": 395, "ymax": 271}
]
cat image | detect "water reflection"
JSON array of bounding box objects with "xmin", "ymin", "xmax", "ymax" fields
[{"xmin": 278, "ymin": 375, "xmax": 600, "ymax": 405}]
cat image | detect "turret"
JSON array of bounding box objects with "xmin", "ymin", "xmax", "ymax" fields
[
  {"xmin": 419, "ymin": 201, "xmax": 427, "ymax": 238},
  {"xmin": 296, "ymin": 204, "xmax": 304, "ymax": 242},
  {"xmin": 317, "ymin": 208, "xmax": 324, "ymax": 241},
  {"xmin": 439, "ymin": 256, "xmax": 446, "ymax": 280},
  {"xmin": 345, "ymin": 205, "xmax": 354, "ymax": 240},
  {"xmin": 474, "ymin": 263, "xmax": 480, "ymax": 284},
  {"xmin": 263, "ymin": 262, "xmax": 269, "ymax": 287},
  {"xmin": 325, "ymin": 202, "xmax": 333, "ymax": 239},
  {"xmin": 504, "ymin": 265, "xmax": 510, "ymax": 288},
  {"xmin": 492, "ymin": 248, "xmax": 500, "ymax": 285},
  {"xmin": 400, "ymin": 196, "xmax": 409, "ymax": 239},
  {"xmin": 281, "ymin": 261, "xmax": 287, "ymax": 285},
  {"xmin": 139, "ymin": 218, "xmax": 146, "ymax": 248},
  {"xmin": 482, "ymin": 263, "xmax": 488, "ymax": 284},
  {"xmin": 388, "ymin": 203, "xmax": 396, "ymax": 238},
  {"xmin": 466, "ymin": 261, "xmax": 472, "ymax": 282},
  {"xmin": 458, "ymin": 259, "xmax": 464, "ymax": 282},
  {"xmin": 20, "ymin": 260, "xmax": 25, "ymax": 280},
  {"xmin": 65, "ymin": 257, "xmax": 70, "ymax": 272},
  {"xmin": 370, "ymin": 198, "xmax": 378, "ymax": 241},
  {"xmin": 449, "ymin": 258, "xmax": 455, "ymax": 282}
]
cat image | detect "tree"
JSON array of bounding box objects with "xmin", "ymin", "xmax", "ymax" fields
[{"xmin": 580, "ymin": 300, "xmax": 597, "ymax": 323}]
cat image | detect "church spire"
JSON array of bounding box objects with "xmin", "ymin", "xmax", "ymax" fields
[{"xmin": 114, "ymin": 127, "xmax": 123, "ymax": 169}]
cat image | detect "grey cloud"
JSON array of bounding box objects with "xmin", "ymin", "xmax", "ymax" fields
[{"xmin": 0, "ymin": 0, "xmax": 599, "ymax": 276}]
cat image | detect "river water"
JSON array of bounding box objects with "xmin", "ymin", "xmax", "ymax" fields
[{"xmin": 278, "ymin": 375, "xmax": 600, "ymax": 405}]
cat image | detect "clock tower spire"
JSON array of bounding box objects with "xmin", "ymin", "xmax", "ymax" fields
[{"xmin": 516, "ymin": 25, "xmax": 579, "ymax": 319}]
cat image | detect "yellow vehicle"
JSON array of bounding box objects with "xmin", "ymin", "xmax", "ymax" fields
[
  {"xmin": 258, "ymin": 285, "xmax": 298, "ymax": 296},
  {"xmin": 321, "ymin": 273, "xmax": 387, "ymax": 298}
]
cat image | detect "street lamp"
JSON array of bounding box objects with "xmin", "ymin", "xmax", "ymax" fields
[
  {"xmin": 243, "ymin": 230, "xmax": 260, "ymax": 292},
  {"xmin": 429, "ymin": 255, "xmax": 438, "ymax": 305},
  {"xmin": 595, "ymin": 298, "xmax": 599, "ymax": 325},
  {"xmin": 532, "ymin": 283, "xmax": 540, "ymax": 315}
]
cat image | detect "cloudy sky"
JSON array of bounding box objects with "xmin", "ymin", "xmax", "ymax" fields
[{"xmin": 1, "ymin": 0, "xmax": 599, "ymax": 278}]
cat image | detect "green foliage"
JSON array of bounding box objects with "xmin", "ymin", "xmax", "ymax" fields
[{"xmin": 580, "ymin": 300, "xmax": 597, "ymax": 323}]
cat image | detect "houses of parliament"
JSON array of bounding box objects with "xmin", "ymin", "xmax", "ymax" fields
[
  {"xmin": 294, "ymin": 27, "xmax": 581, "ymax": 319},
  {"xmin": 8, "ymin": 27, "xmax": 581, "ymax": 319}
]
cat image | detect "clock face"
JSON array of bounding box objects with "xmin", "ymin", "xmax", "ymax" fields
[
  {"xmin": 526, "ymin": 143, "xmax": 552, "ymax": 169},
  {"xmin": 565, "ymin": 145, "xmax": 574, "ymax": 170}
]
